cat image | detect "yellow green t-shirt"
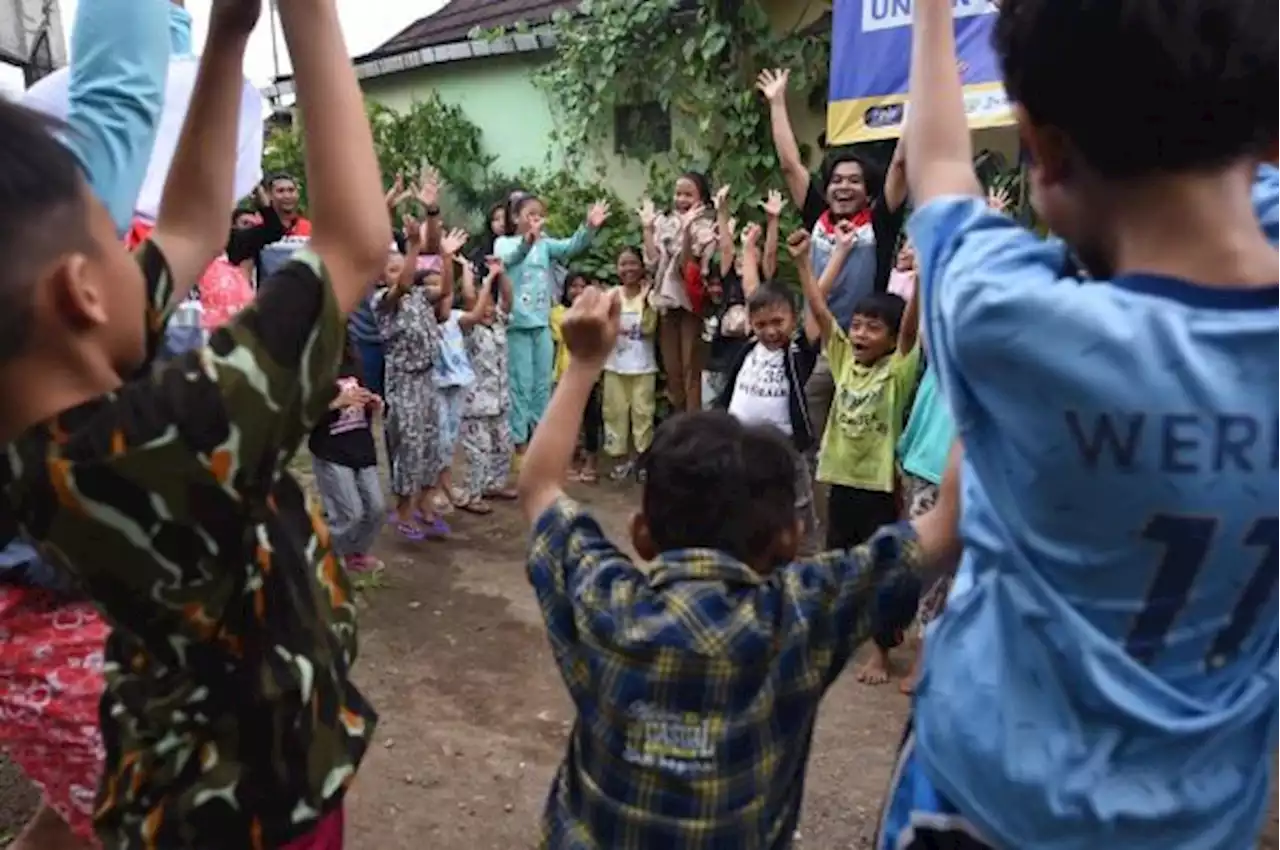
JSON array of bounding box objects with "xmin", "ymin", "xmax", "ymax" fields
[
  {"xmin": 550, "ymin": 304, "xmax": 570, "ymax": 381},
  {"xmin": 816, "ymin": 327, "xmax": 922, "ymax": 492}
]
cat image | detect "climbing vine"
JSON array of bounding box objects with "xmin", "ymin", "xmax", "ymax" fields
[{"xmin": 533, "ymin": 0, "xmax": 830, "ymax": 222}]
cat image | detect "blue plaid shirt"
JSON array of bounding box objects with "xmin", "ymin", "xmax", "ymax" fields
[{"xmin": 527, "ymin": 496, "xmax": 923, "ymax": 849}]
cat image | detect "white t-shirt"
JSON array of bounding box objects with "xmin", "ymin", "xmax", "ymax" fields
[
  {"xmin": 605, "ymin": 291, "xmax": 658, "ymax": 375},
  {"xmin": 728, "ymin": 344, "xmax": 792, "ymax": 435}
]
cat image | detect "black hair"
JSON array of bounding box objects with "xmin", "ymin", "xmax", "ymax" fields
[
  {"xmin": 639, "ymin": 411, "xmax": 797, "ymax": 564},
  {"xmin": 0, "ymin": 101, "xmax": 90, "ymax": 364},
  {"xmin": 747, "ymin": 281, "xmax": 796, "ymax": 315},
  {"xmin": 506, "ymin": 191, "xmax": 540, "ymax": 233},
  {"xmin": 266, "ymin": 172, "xmax": 296, "ymax": 189},
  {"xmin": 679, "ymin": 170, "xmax": 712, "ymax": 205},
  {"xmin": 821, "ymin": 150, "xmax": 884, "ymax": 198},
  {"xmin": 993, "ymin": 0, "xmax": 1277, "ymax": 178},
  {"xmin": 561, "ymin": 270, "xmax": 589, "ymax": 307},
  {"xmin": 852, "ymin": 292, "xmax": 906, "ymax": 335}
]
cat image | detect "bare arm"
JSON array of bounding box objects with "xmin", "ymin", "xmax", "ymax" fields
[
  {"xmin": 740, "ymin": 224, "xmax": 762, "ymax": 299},
  {"xmin": 437, "ymin": 228, "xmax": 468, "ymax": 322},
  {"xmin": 458, "ymin": 274, "xmax": 492, "ymax": 330},
  {"xmin": 897, "ymin": 286, "xmax": 920, "ymax": 356},
  {"xmin": 905, "ymin": 0, "xmax": 982, "ymax": 204},
  {"xmin": 763, "ymin": 211, "xmax": 781, "ymax": 280},
  {"xmin": 498, "ymin": 272, "xmax": 514, "ymax": 314},
  {"xmin": 883, "ymin": 135, "xmax": 909, "ymax": 213},
  {"xmin": 151, "ymin": 8, "xmax": 255, "ymax": 299},
  {"xmin": 757, "ymin": 69, "xmax": 811, "ymax": 208},
  {"xmin": 276, "ymin": 0, "xmax": 392, "ymax": 314},
  {"xmin": 797, "ymin": 252, "xmax": 833, "ymax": 343},
  {"xmin": 817, "ymin": 242, "xmax": 852, "ymax": 298}
]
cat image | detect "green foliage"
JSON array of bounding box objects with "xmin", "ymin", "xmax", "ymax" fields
[
  {"xmin": 534, "ymin": 0, "xmax": 830, "ymax": 228},
  {"xmin": 261, "ymin": 95, "xmax": 494, "ymax": 216}
]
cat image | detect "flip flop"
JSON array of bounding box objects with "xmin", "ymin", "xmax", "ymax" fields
[
  {"xmin": 422, "ymin": 516, "xmax": 451, "ymax": 540},
  {"xmin": 578, "ymin": 470, "xmax": 598, "ymax": 484},
  {"xmin": 394, "ymin": 520, "xmax": 426, "ymax": 542},
  {"xmin": 457, "ymin": 499, "xmax": 492, "ymax": 515},
  {"xmin": 484, "ymin": 488, "xmax": 518, "ymax": 501}
]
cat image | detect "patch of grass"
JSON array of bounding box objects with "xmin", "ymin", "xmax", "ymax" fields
[{"xmin": 351, "ymin": 569, "xmax": 390, "ymax": 593}]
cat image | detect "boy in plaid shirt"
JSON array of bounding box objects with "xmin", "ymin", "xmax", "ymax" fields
[{"xmin": 517, "ymin": 285, "xmax": 961, "ymax": 848}]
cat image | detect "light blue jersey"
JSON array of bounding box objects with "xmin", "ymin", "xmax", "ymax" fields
[{"xmin": 907, "ymin": 166, "xmax": 1279, "ymax": 850}]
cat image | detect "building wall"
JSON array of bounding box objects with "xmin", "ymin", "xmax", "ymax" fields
[{"xmin": 358, "ymin": 1, "xmax": 1016, "ymax": 203}]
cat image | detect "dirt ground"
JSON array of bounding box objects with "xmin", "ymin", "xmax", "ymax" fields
[{"xmin": 0, "ymin": 477, "xmax": 1276, "ymax": 848}]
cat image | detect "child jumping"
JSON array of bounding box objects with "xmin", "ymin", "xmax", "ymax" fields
[
  {"xmin": 515, "ymin": 285, "xmax": 955, "ymax": 846},
  {"xmin": 799, "ymin": 219, "xmax": 922, "ymax": 686},
  {"xmin": 602, "ymin": 246, "xmax": 659, "ymax": 481},
  {"xmin": 0, "ymin": 0, "xmax": 390, "ymax": 845},
  {"xmin": 877, "ymin": 1, "xmax": 1278, "ymax": 848},
  {"xmin": 495, "ymin": 196, "xmax": 609, "ymax": 455}
]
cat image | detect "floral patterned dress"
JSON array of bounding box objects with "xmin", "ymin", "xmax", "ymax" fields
[{"xmin": 375, "ymin": 286, "xmax": 442, "ymax": 497}]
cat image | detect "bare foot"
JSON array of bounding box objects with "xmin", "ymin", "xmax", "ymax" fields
[{"xmin": 855, "ymin": 647, "xmax": 892, "ymax": 685}]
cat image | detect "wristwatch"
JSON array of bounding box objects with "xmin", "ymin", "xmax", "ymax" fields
[{"xmin": 424, "ymin": 204, "xmax": 441, "ymax": 217}]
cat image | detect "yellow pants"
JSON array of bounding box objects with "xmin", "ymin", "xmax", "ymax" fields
[{"xmin": 602, "ymin": 372, "xmax": 657, "ymax": 457}]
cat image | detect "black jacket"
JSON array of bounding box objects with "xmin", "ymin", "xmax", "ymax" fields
[{"xmin": 715, "ymin": 330, "xmax": 821, "ymax": 453}]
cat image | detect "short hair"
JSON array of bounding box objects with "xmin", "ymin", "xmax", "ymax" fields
[
  {"xmin": 639, "ymin": 411, "xmax": 797, "ymax": 564},
  {"xmin": 747, "ymin": 281, "xmax": 796, "ymax": 315},
  {"xmin": 266, "ymin": 172, "xmax": 296, "ymax": 189},
  {"xmin": 852, "ymin": 292, "xmax": 906, "ymax": 335},
  {"xmin": 821, "ymin": 151, "xmax": 884, "ymax": 198},
  {"xmin": 0, "ymin": 100, "xmax": 91, "ymax": 364},
  {"xmin": 993, "ymin": 0, "xmax": 1277, "ymax": 178}
]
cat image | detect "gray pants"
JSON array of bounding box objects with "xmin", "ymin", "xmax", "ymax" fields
[
  {"xmin": 804, "ymin": 353, "xmax": 835, "ymax": 444},
  {"xmin": 312, "ymin": 459, "xmax": 386, "ymax": 557}
]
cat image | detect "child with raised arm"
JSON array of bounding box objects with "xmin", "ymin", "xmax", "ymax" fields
[
  {"xmin": 876, "ymin": 1, "xmax": 1277, "ymax": 849},
  {"xmin": 457, "ymin": 258, "xmax": 517, "ymax": 513},
  {"xmin": 515, "ymin": 285, "xmax": 959, "ymax": 848},
  {"xmin": 0, "ymin": 0, "xmax": 391, "ymax": 844},
  {"xmin": 798, "ymin": 220, "xmax": 922, "ymax": 685},
  {"xmin": 495, "ymin": 195, "xmax": 609, "ymax": 456}
]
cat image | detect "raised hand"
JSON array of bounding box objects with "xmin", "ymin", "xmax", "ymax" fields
[
  {"xmin": 834, "ymin": 219, "xmax": 858, "ymax": 250},
  {"xmin": 560, "ymin": 286, "xmax": 621, "ymax": 367},
  {"xmin": 741, "ymin": 221, "xmax": 762, "ymax": 248},
  {"xmin": 416, "ymin": 164, "xmax": 441, "ymax": 208},
  {"xmin": 254, "ymin": 183, "xmax": 270, "ymax": 210},
  {"xmin": 210, "ymin": 0, "xmax": 262, "ymax": 36},
  {"xmin": 402, "ymin": 214, "xmax": 423, "ymax": 248},
  {"xmin": 679, "ymin": 203, "xmax": 706, "ymax": 228},
  {"xmin": 440, "ymin": 227, "xmax": 469, "ymax": 257},
  {"xmin": 755, "ymin": 68, "xmax": 790, "ymax": 103},
  {"xmin": 484, "ymin": 255, "xmax": 504, "ymax": 278},
  {"xmin": 636, "ymin": 198, "xmax": 657, "ymax": 229},
  {"xmin": 384, "ymin": 173, "xmax": 413, "ymax": 209},
  {"xmin": 587, "ymin": 201, "xmax": 611, "ymax": 228},
  {"xmin": 986, "ymin": 185, "xmax": 1012, "ymax": 213},
  {"xmin": 763, "ymin": 189, "xmax": 786, "ymax": 218},
  {"xmin": 786, "ymin": 228, "xmax": 810, "ymax": 258},
  {"xmin": 713, "ymin": 184, "xmax": 731, "ymax": 210}
]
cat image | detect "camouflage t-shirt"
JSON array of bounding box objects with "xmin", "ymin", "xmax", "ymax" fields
[{"xmin": 0, "ymin": 241, "xmax": 377, "ymax": 848}]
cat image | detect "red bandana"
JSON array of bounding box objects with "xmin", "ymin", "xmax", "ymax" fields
[{"xmin": 815, "ymin": 207, "xmax": 872, "ymax": 235}]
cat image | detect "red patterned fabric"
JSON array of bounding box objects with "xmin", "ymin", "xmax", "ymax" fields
[
  {"xmin": 199, "ymin": 257, "xmax": 254, "ymax": 330},
  {"xmin": 0, "ymin": 586, "xmax": 107, "ymax": 843}
]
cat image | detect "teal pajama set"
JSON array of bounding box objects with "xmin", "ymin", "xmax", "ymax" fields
[{"xmin": 494, "ymin": 225, "xmax": 596, "ymax": 444}]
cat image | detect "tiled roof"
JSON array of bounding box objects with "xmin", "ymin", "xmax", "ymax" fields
[{"xmin": 370, "ymin": 0, "xmax": 578, "ymax": 56}]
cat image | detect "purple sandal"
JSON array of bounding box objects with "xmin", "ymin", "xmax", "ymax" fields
[
  {"xmin": 414, "ymin": 512, "xmax": 452, "ymax": 540},
  {"xmin": 394, "ymin": 520, "xmax": 426, "ymax": 541}
]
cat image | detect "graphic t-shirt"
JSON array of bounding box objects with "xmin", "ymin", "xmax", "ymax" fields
[
  {"xmin": 816, "ymin": 327, "xmax": 921, "ymax": 492},
  {"xmin": 434, "ymin": 311, "xmax": 475, "ymax": 389},
  {"xmin": 605, "ymin": 290, "xmax": 657, "ymax": 375},
  {"xmin": 308, "ymin": 364, "xmax": 377, "ymax": 470},
  {"xmin": 727, "ymin": 344, "xmax": 792, "ymax": 436}
]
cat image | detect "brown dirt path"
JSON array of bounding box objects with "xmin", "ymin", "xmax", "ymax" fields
[{"xmin": 1, "ymin": 477, "xmax": 1276, "ymax": 848}]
